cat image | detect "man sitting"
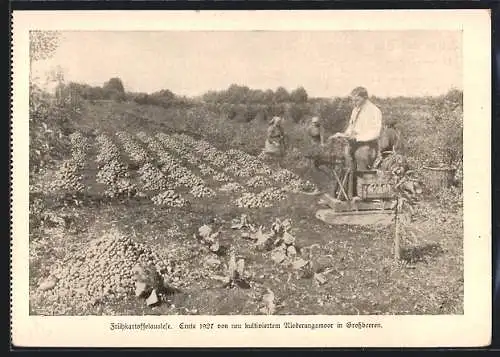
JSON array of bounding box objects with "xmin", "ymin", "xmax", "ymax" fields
[{"xmin": 332, "ymin": 86, "xmax": 383, "ymax": 171}]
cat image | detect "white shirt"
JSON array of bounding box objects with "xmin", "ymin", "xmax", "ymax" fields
[{"xmin": 344, "ymin": 99, "xmax": 382, "ymax": 142}]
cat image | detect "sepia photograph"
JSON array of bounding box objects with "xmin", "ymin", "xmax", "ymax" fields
[{"xmin": 12, "ymin": 10, "xmax": 491, "ymax": 348}]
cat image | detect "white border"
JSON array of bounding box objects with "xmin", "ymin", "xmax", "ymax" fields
[{"xmin": 11, "ymin": 10, "xmax": 491, "ymax": 348}]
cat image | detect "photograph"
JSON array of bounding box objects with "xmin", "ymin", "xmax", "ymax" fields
[{"xmin": 11, "ymin": 10, "xmax": 491, "ymax": 348}]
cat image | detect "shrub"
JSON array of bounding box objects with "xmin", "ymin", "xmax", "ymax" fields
[
  {"xmin": 399, "ymin": 98, "xmax": 463, "ymax": 168},
  {"xmin": 103, "ymin": 77, "xmax": 125, "ymax": 95},
  {"xmin": 290, "ymin": 87, "xmax": 308, "ymax": 104},
  {"xmin": 30, "ymin": 83, "xmax": 75, "ymax": 173},
  {"xmin": 287, "ymin": 103, "xmax": 310, "ymax": 123}
]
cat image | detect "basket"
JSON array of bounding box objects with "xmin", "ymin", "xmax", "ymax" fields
[{"xmin": 422, "ymin": 166, "xmax": 456, "ymax": 190}]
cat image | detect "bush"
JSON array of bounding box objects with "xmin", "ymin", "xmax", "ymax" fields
[
  {"xmin": 29, "ymin": 83, "xmax": 75, "ymax": 173},
  {"xmin": 103, "ymin": 78, "xmax": 125, "ymax": 95},
  {"xmin": 399, "ymin": 98, "xmax": 462, "ymax": 168},
  {"xmin": 287, "ymin": 103, "xmax": 310, "ymax": 123}
]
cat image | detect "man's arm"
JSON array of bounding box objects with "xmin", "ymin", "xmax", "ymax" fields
[{"xmin": 334, "ymin": 110, "xmax": 356, "ymax": 138}]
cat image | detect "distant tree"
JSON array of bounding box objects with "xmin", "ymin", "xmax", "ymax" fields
[
  {"xmin": 288, "ymin": 103, "xmax": 310, "ymax": 123},
  {"xmin": 317, "ymin": 98, "xmax": 349, "ymax": 133},
  {"xmin": 444, "ymin": 88, "xmax": 463, "ymax": 107},
  {"xmin": 133, "ymin": 93, "xmax": 150, "ymax": 105},
  {"xmin": 103, "ymin": 77, "xmax": 125, "ymax": 94},
  {"xmin": 290, "ymin": 86, "xmax": 308, "ymax": 103},
  {"xmin": 103, "ymin": 78, "xmax": 126, "ymax": 102},
  {"xmin": 274, "ymin": 87, "xmax": 290, "ymax": 103},
  {"xmin": 264, "ymin": 89, "xmax": 275, "ymax": 104},
  {"xmin": 233, "ymin": 104, "xmax": 249, "ymax": 122},
  {"xmin": 159, "ymin": 89, "xmax": 175, "ymax": 100},
  {"xmin": 270, "ymin": 103, "xmax": 286, "ymax": 117},
  {"xmin": 150, "ymin": 89, "xmax": 176, "ymax": 107},
  {"xmin": 226, "ymin": 84, "xmax": 250, "ymax": 104},
  {"xmin": 250, "ymin": 89, "xmax": 266, "ymax": 104},
  {"xmin": 29, "ymin": 30, "xmax": 61, "ymax": 63},
  {"xmin": 203, "ymin": 90, "xmax": 219, "ymax": 103},
  {"xmin": 88, "ymin": 86, "xmax": 106, "ymax": 100},
  {"xmin": 254, "ymin": 107, "xmax": 269, "ymax": 122}
]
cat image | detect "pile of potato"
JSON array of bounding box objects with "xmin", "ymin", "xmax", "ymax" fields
[
  {"xmin": 258, "ymin": 187, "xmax": 288, "ymax": 202},
  {"xmin": 104, "ymin": 177, "xmax": 137, "ymax": 199},
  {"xmin": 169, "ymin": 165, "xmax": 205, "ymax": 188},
  {"xmin": 226, "ymin": 149, "xmax": 272, "ymax": 177},
  {"xmin": 219, "ymin": 182, "xmax": 244, "ymax": 193},
  {"xmin": 182, "ymin": 152, "xmax": 202, "ymax": 166},
  {"xmin": 235, "ymin": 187, "xmax": 287, "ymax": 208},
  {"xmin": 271, "ymin": 168, "xmax": 300, "ymax": 184},
  {"xmin": 190, "ymin": 184, "xmax": 216, "ymax": 198},
  {"xmin": 96, "ymin": 159, "xmax": 129, "ymax": 186},
  {"xmin": 164, "ymin": 136, "xmax": 192, "ymax": 156},
  {"xmin": 198, "ymin": 163, "xmax": 218, "ymax": 177},
  {"xmin": 155, "ymin": 133, "xmax": 202, "ymax": 168},
  {"xmin": 138, "ymin": 163, "xmax": 170, "ymax": 192},
  {"xmin": 138, "ymin": 135, "xmax": 181, "ymax": 174},
  {"xmin": 95, "ymin": 134, "xmax": 121, "ymax": 166},
  {"xmin": 213, "ymin": 172, "xmax": 231, "ymax": 183},
  {"xmin": 284, "ymin": 178, "xmax": 318, "ymax": 193},
  {"xmin": 115, "ymin": 131, "xmax": 149, "ymax": 165},
  {"xmin": 223, "ymin": 164, "xmax": 254, "ymax": 178},
  {"xmin": 245, "ymin": 176, "xmax": 272, "ymax": 189},
  {"xmin": 96, "ymin": 157, "xmax": 137, "ymax": 198},
  {"xmin": 235, "ymin": 192, "xmax": 268, "ymax": 208},
  {"xmin": 201, "ymin": 148, "xmax": 230, "ymax": 168},
  {"xmin": 136, "ymin": 132, "xmax": 166, "ymax": 156},
  {"xmin": 155, "ymin": 133, "xmax": 187, "ymax": 155},
  {"xmin": 33, "ymin": 229, "xmax": 172, "ymax": 314},
  {"xmin": 69, "ymin": 131, "xmax": 90, "ymax": 169},
  {"xmin": 152, "ymin": 190, "xmax": 188, "ymax": 207},
  {"xmin": 174, "ymin": 133, "xmax": 211, "ymax": 152},
  {"xmin": 50, "ymin": 159, "xmax": 85, "ymax": 193}
]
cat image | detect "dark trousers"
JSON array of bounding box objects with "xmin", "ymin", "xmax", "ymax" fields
[
  {"xmin": 346, "ymin": 139, "xmax": 379, "ymax": 197},
  {"xmin": 348, "ymin": 139, "xmax": 379, "ymax": 171}
]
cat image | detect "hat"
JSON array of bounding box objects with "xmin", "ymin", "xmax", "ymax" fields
[{"xmin": 311, "ymin": 116, "xmax": 320, "ymax": 123}]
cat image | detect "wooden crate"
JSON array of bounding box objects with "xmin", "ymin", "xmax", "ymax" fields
[{"xmin": 355, "ymin": 170, "xmax": 394, "ymax": 200}]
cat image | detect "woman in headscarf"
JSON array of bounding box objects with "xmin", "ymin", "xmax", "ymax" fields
[
  {"xmin": 304, "ymin": 116, "xmax": 326, "ymax": 170},
  {"xmin": 307, "ymin": 116, "xmax": 325, "ymax": 147},
  {"xmin": 262, "ymin": 116, "xmax": 286, "ymax": 168}
]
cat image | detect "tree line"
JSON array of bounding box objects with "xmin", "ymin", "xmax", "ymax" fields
[{"xmin": 54, "ymin": 76, "xmax": 462, "ymax": 129}]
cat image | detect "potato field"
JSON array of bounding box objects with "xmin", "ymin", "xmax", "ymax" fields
[{"xmin": 29, "ymin": 95, "xmax": 464, "ymax": 315}]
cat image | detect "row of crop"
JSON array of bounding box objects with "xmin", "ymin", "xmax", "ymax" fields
[
  {"xmin": 155, "ymin": 133, "xmax": 233, "ymax": 184},
  {"xmin": 135, "ymin": 132, "xmax": 216, "ymax": 199},
  {"xmin": 46, "ymin": 130, "xmax": 314, "ymax": 209},
  {"xmin": 95, "ymin": 134, "xmax": 138, "ymax": 199},
  {"xmin": 171, "ymin": 133, "xmax": 317, "ymax": 193},
  {"xmin": 111, "ymin": 131, "xmax": 188, "ymax": 206},
  {"xmin": 152, "ymin": 132, "xmax": 287, "ymax": 207},
  {"xmin": 165, "ymin": 133, "xmax": 297, "ymax": 207},
  {"xmin": 47, "ymin": 132, "xmax": 92, "ymax": 194}
]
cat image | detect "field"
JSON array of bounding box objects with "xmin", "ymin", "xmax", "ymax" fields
[{"xmin": 29, "ymin": 94, "xmax": 464, "ymax": 316}]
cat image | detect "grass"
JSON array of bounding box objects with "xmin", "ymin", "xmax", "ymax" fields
[{"xmin": 28, "ymin": 99, "xmax": 464, "ymax": 316}]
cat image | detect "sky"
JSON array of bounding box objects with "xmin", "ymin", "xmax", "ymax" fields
[{"xmin": 31, "ymin": 31, "xmax": 462, "ymax": 98}]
